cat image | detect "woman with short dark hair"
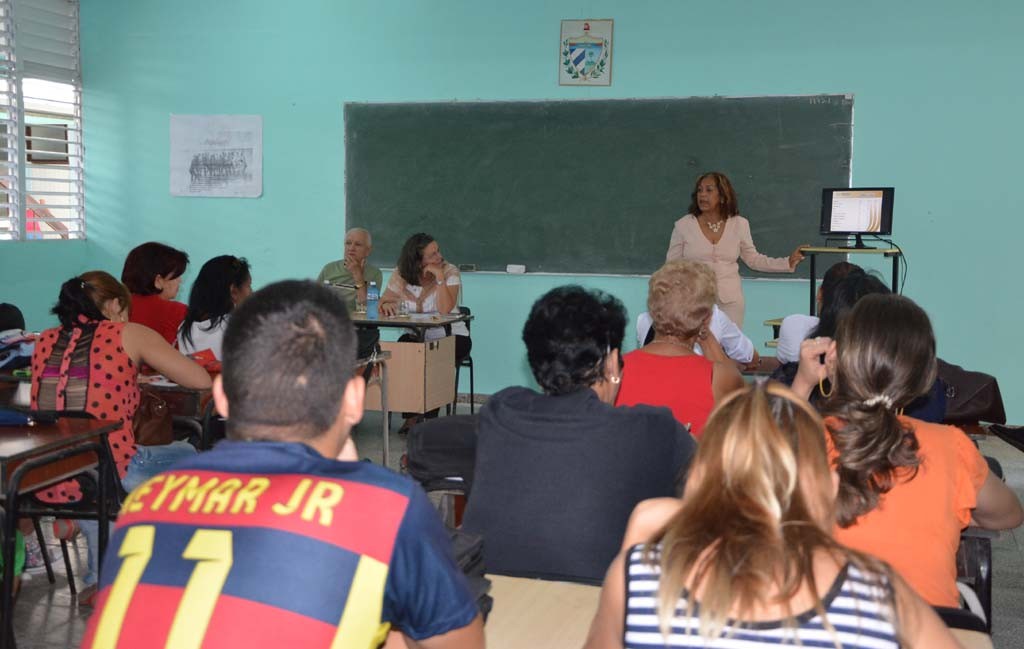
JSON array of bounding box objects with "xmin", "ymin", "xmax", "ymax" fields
[
  {"xmin": 462, "ymin": 285, "xmax": 695, "ymax": 583},
  {"xmin": 121, "ymin": 241, "xmax": 190, "ymax": 344},
  {"xmin": 792, "ymin": 294, "xmax": 1023, "ymax": 607}
]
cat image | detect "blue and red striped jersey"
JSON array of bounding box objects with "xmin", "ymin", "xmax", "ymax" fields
[{"xmin": 82, "ymin": 440, "xmax": 477, "ymax": 649}]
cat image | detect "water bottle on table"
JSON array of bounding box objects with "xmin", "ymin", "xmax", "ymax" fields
[{"xmin": 366, "ymin": 281, "xmax": 380, "ymax": 319}]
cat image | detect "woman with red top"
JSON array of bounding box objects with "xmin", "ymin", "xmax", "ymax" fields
[
  {"xmin": 616, "ymin": 260, "xmax": 743, "ymax": 438},
  {"xmin": 31, "ymin": 271, "xmax": 210, "ymax": 598},
  {"xmin": 791, "ymin": 293, "xmax": 1023, "ymax": 607},
  {"xmin": 121, "ymin": 241, "xmax": 190, "ymax": 344}
]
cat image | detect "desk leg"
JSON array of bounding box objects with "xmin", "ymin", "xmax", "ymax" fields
[
  {"xmin": 808, "ymin": 253, "xmax": 818, "ymax": 315},
  {"xmin": 96, "ymin": 445, "xmax": 110, "ymax": 576},
  {"xmin": 891, "ymin": 254, "xmax": 900, "ymax": 293},
  {"xmin": 381, "ymin": 361, "xmax": 390, "ymax": 468},
  {"xmin": 2, "ymin": 477, "xmax": 19, "ymax": 649}
]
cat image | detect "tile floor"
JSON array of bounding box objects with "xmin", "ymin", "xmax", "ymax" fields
[{"xmin": 8, "ymin": 412, "xmax": 1024, "ymax": 648}]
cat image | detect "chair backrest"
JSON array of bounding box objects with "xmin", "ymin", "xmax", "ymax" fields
[
  {"xmin": 956, "ymin": 531, "xmax": 992, "ymax": 632},
  {"xmin": 406, "ymin": 414, "xmax": 477, "ymax": 495},
  {"xmin": 934, "ymin": 607, "xmax": 992, "ymax": 649},
  {"xmin": 458, "ymin": 305, "xmax": 472, "ymax": 332}
]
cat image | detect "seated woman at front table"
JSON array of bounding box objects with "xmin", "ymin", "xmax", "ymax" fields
[
  {"xmin": 584, "ymin": 382, "xmax": 961, "ymax": 649},
  {"xmin": 791, "ymin": 294, "xmax": 1023, "ymax": 608},
  {"xmin": 121, "ymin": 241, "xmax": 190, "ymax": 345},
  {"xmin": 31, "ymin": 271, "xmax": 211, "ymax": 599},
  {"xmin": 666, "ymin": 171, "xmax": 806, "ymax": 327},
  {"xmin": 178, "ymin": 255, "xmax": 252, "ymax": 359},
  {"xmin": 461, "ymin": 286, "xmax": 695, "ymax": 584},
  {"xmin": 379, "ymin": 232, "xmax": 471, "ymax": 364},
  {"xmin": 616, "ymin": 260, "xmax": 743, "ymax": 438}
]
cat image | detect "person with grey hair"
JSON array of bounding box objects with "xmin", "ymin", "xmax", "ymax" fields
[{"xmin": 316, "ymin": 227, "xmax": 383, "ymax": 313}]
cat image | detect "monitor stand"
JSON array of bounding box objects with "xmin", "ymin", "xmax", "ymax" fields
[{"xmin": 839, "ymin": 234, "xmax": 876, "ymax": 250}]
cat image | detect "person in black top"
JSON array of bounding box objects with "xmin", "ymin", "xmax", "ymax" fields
[{"xmin": 462, "ymin": 285, "xmax": 695, "ymax": 584}]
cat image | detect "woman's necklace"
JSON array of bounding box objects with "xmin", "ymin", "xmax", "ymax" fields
[
  {"xmin": 703, "ymin": 217, "xmax": 725, "ymax": 234},
  {"xmin": 650, "ymin": 338, "xmax": 695, "ymax": 353}
]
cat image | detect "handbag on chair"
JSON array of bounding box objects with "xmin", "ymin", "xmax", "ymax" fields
[{"xmin": 132, "ymin": 388, "xmax": 174, "ymax": 446}]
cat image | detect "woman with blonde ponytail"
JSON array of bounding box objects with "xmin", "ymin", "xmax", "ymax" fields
[
  {"xmin": 791, "ymin": 293, "xmax": 1023, "ymax": 608},
  {"xmin": 585, "ymin": 383, "xmax": 959, "ymax": 648}
]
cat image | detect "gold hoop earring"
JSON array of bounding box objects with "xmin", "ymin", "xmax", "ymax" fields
[{"xmin": 818, "ymin": 377, "xmax": 833, "ymax": 398}]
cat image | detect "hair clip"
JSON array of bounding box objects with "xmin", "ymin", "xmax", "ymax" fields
[{"xmin": 864, "ymin": 394, "xmax": 894, "ymax": 409}]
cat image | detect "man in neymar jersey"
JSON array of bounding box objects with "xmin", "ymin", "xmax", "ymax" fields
[{"xmin": 83, "ymin": 280, "xmax": 483, "ymax": 649}]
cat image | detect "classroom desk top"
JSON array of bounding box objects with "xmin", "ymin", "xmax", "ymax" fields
[
  {"xmin": 349, "ymin": 312, "xmax": 473, "ymax": 329},
  {"xmin": 485, "ymin": 575, "xmax": 600, "ymax": 649},
  {"xmin": 801, "ymin": 246, "xmax": 900, "ymax": 255},
  {"xmin": 0, "ymin": 417, "xmax": 117, "ymax": 493}
]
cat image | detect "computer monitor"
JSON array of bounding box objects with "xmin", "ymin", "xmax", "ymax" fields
[{"xmin": 820, "ymin": 187, "xmax": 894, "ymax": 249}]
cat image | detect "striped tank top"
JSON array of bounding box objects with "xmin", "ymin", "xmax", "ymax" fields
[{"xmin": 624, "ymin": 544, "xmax": 900, "ymax": 648}]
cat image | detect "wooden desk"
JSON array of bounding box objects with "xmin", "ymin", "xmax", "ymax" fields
[
  {"xmin": 0, "ymin": 418, "xmax": 118, "ymax": 649},
  {"xmin": 802, "ymin": 246, "xmax": 901, "ymax": 315},
  {"xmin": 355, "ymin": 314, "xmax": 472, "ymax": 416},
  {"xmin": 485, "ymin": 576, "xmax": 600, "ymax": 649},
  {"xmin": 143, "ymin": 381, "xmax": 212, "ymax": 418}
]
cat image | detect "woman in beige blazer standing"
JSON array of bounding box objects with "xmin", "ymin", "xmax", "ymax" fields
[{"xmin": 666, "ymin": 172, "xmax": 806, "ymax": 327}]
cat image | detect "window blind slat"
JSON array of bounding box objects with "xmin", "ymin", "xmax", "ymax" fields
[{"xmin": 2, "ymin": 0, "xmax": 83, "ymax": 241}]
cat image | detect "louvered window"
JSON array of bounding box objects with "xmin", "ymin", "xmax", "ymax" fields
[{"xmin": 0, "ymin": 0, "xmax": 82, "ymax": 241}]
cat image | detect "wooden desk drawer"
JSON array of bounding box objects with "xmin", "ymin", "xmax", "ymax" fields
[{"xmin": 365, "ymin": 338, "xmax": 456, "ymax": 413}]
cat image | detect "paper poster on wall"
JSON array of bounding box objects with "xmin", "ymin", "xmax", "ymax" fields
[{"xmin": 170, "ymin": 114, "xmax": 262, "ymax": 198}]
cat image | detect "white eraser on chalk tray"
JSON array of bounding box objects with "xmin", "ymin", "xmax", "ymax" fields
[{"xmin": 506, "ymin": 264, "xmax": 526, "ymax": 274}]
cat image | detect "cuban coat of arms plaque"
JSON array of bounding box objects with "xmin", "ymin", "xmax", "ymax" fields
[{"xmin": 559, "ymin": 20, "xmax": 613, "ymax": 86}]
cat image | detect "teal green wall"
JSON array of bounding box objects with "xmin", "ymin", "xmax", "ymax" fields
[{"xmin": 3, "ymin": 1, "xmax": 1022, "ymax": 416}]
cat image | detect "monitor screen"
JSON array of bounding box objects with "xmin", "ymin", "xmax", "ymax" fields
[{"xmin": 820, "ymin": 187, "xmax": 894, "ymax": 236}]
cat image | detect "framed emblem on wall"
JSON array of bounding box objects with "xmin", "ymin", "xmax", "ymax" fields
[{"xmin": 559, "ymin": 19, "xmax": 613, "ymax": 86}]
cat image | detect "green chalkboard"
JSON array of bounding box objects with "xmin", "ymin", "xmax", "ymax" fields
[{"xmin": 345, "ymin": 96, "xmax": 852, "ymax": 276}]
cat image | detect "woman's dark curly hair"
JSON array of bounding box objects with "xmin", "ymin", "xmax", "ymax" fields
[
  {"xmin": 522, "ymin": 285, "xmax": 626, "ymax": 395},
  {"xmin": 180, "ymin": 255, "xmax": 251, "ymax": 348},
  {"xmin": 121, "ymin": 242, "xmax": 189, "ymax": 295},
  {"xmin": 395, "ymin": 233, "xmax": 435, "ymax": 286},
  {"xmin": 822, "ymin": 293, "xmax": 936, "ymax": 527}
]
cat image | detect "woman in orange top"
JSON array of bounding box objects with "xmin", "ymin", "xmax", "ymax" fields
[
  {"xmin": 616, "ymin": 260, "xmax": 742, "ymax": 437},
  {"xmin": 791, "ymin": 293, "xmax": 1023, "ymax": 607}
]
